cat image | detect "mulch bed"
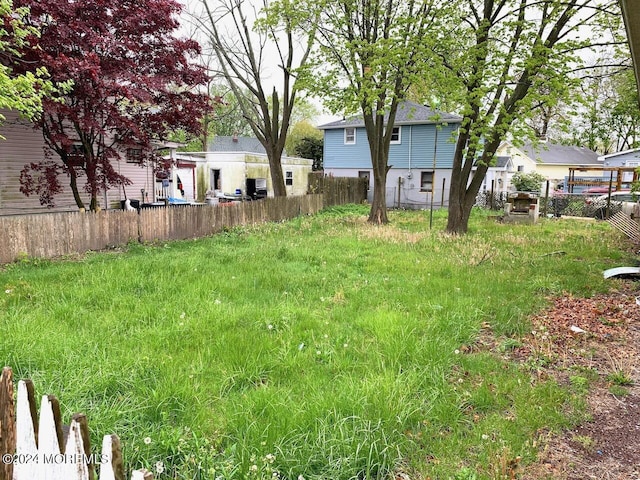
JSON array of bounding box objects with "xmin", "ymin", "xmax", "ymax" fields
[{"xmin": 511, "ymin": 283, "xmax": 640, "ymax": 479}]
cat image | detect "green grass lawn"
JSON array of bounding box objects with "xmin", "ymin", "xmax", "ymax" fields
[{"xmin": 0, "ymin": 205, "xmax": 630, "ymax": 479}]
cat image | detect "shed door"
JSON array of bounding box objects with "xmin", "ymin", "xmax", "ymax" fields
[{"xmin": 176, "ymin": 167, "xmax": 195, "ymax": 201}]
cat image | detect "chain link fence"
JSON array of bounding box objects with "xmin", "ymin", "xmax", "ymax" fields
[{"xmin": 476, "ymin": 189, "xmax": 627, "ymax": 220}]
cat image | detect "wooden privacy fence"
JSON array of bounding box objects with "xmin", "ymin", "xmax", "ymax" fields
[
  {"xmin": 0, "ymin": 367, "xmax": 153, "ymax": 480},
  {"xmin": 308, "ymin": 174, "xmax": 368, "ymax": 207},
  {"xmin": 0, "ymin": 194, "xmax": 324, "ymax": 265}
]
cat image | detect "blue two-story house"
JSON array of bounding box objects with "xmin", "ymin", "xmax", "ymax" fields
[{"xmin": 318, "ymin": 100, "xmax": 462, "ymax": 209}]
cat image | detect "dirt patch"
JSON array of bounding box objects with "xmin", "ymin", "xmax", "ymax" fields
[{"xmin": 513, "ymin": 283, "xmax": 640, "ymax": 479}]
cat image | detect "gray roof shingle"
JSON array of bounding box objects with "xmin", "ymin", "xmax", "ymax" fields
[
  {"xmin": 520, "ymin": 142, "xmax": 601, "ymax": 165},
  {"xmin": 318, "ymin": 100, "xmax": 462, "ymax": 129},
  {"xmin": 207, "ymin": 136, "xmax": 266, "ymax": 154}
]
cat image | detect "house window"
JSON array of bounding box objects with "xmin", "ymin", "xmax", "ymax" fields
[
  {"xmin": 344, "ymin": 127, "xmax": 356, "ymax": 144},
  {"xmin": 390, "ymin": 126, "xmax": 401, "ymax": 144},
  {"xmin": 517, "ymin": 165, "xmax": 524, "ymax": 172},
  {"xmin": 420, "ymin": 171, "xmax": 434, "ymax": 192},
  {"xmin": 66, "ymin": 144, "xmax": 85, "ymax": 167},
  {"xmin": 126, "ymin": 148, "xmax": 143, "ymax": 164},
  {"xmin": 285, "ymin": 171, "xmax": 293, "ymax": 186}
]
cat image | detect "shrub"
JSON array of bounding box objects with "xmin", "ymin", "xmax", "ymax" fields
[{"xmin": 511, "ymin": 172, "xmax": 546, "ymax": 192}]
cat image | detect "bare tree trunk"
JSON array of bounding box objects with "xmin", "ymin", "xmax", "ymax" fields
[
  {"xmin": 68, "ymin": 167, "xmax": 86, "ymax": 211},
  {"xmin": 446, "ymin": 192, "xmax": 473, "ymax": 234},
  {"xmin": 269, "ymin": 154, "xmax": 287, "ymax": 197},
  {"xmin": 368, "ymin": 164, "xmax": 390, "ymax": 224}
]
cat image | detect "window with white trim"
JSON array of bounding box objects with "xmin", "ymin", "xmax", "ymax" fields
[
  {"xmin": 285, "ymin": 171, "xmax": 293, "ymax": 186},
  {"xmin": 390, "ymin": 126, "xmax": 401, "ymax": 144},
  {"xmin": 344, "ymin": 127, "xmax": 356, "ymax": 144}
]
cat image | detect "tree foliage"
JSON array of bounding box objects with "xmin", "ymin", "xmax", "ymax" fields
[
  {"xmin": 569, "ymin": 67, "xmax": 640, "ymax": 153},
  {"xmin": 195, "ymin": 0, "xmax": 320, "ymax": 197},
  {"xmin": 13, "ymin": 0, "xmax": 209, "ymax": 211},
  {"xmin": 0, "ymin": 0, "xmax": 57, "ymax": 126},
  {"xmin": 310, "ymin": 0, "xmax": 445, "ymax": 224},
  {"xmin": 427, "ymin": 0, "xmax": 624, "ymax": 234},
  {"xmin": 294, "ymin": 136, "xmax": 323, "ymax": 170},
  {"xmin": 287, "ymin": 121, "xmax": 323, "ymax": 170}
]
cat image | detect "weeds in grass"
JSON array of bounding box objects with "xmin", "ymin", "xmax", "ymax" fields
[
  {"xmin": 0, "ymin": 206, "xmax": 627, "ymax": 479},
  {"xmin": 609, "ymin": 385, "xmax": 631, "ymax": 397},
  {"xmin": 606, "ymin": 370, "xmax": 634, "ymax": 386}
]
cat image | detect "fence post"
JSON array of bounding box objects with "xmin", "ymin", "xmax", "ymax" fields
[
  {"xmin": 543, "ymin": 180, "xmax": 549, "ymax": 217},
  {"xmin": 0, "ymin": 367, "xmax": 16, "ymax": 480}
]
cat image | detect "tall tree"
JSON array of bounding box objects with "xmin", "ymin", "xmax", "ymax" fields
[
  {"xmin": 284, "ymin": 119, "xmax": 320, "ymax": 156},
  {"xmin": 14, "ymin": 0, "xmax": 209, "ymax": 211},
  {"xmin": 0, "ymin": 0, "xmax": 58, "ymax": 125},
  {"xmin": 286, "ymin": 120, "xmax": 323, "ymax": 169},
  {"xmin": 431, "ymin": 0, "xmax": 624, "ymax": 234},
  {"xmin": 310, "ymin": 0, "xmax": 443, "ymax": 224},
  {"xmin": 569, "ymin": 66, "xmax": 640, "ymax": 153},
  {"xmin": 194, "ymin": 0, "xmax": 319, "ymax": 197}
]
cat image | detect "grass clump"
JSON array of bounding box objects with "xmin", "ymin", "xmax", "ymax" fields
[{"xmin": 0, "ymin": 207, "xmax": 628, "ymax": 479}]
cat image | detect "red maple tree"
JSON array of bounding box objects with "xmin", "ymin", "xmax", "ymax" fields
[{"xmin": 13, "ymin": 0, "xmax": 209, "ymax": 211}]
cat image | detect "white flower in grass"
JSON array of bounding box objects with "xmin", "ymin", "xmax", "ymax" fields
[
  {"xmin": 298, "ymin": 475, "xmax": 306, "ymax": 480},
  {"xmin": 155, "ymin": 461, "xmax": 165, "ymax": 474},
  {"xmin": 214, "ymin": 299, "xmax": 222, "ymax": 305},
  {"xmin": 316, "ymin": 350, "xmax": 322, "ymax": 356},
  {"xmin": 180, "ymin": 312, "xmax": 186, "ymax": 319},
  {"xmin": 143, "ymin": 437, "xmax": 152, "ymax": 445},
  {"xmin": 267, "ymin": 324, "xmax": 274, "ymax": 330},
  {"xmin": 265, "ymin": 453, "xmax": 275, "ymax": 463},
  {"xmin": 4, "ymin": 289, "xmax": 12, "ymax": 294},
  {"xmin": 250, "ymin": 464, "xmax": 258, "ymax": 472}
]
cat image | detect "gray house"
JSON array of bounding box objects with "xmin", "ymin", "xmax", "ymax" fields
[
  {"xmin": 598, "ymin": 148, "xmax": 640, "ymax": 168},
  {"xmin": 318, "ymin": 101, "xmax": 462, "ymax": 209}
]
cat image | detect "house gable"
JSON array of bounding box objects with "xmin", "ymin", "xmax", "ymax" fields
[
  {"xmin": 320, "ymin": 101, "xmax": 461, "ymax": 170},
  {"xmin": 599, "ymin": 148, "xmax": 640, "ymax": 167}
]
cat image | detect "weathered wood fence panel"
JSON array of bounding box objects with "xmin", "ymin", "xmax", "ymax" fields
[
  {"xmin": 0, "ymin": 367, "xmax": 152, "ymax": 480},
  {"xmin": 0, "ymin": 211, "xmax": 139, "ymax": 264},
  {"xmin": 137, "ymin": 195, "xmax": 323, "ymax": 243},
  {"xmin": 308, "ymin": 174, "xmax": 368, "ymax": 207},
  {"xmin": 0, "ymin": 195, "xmax": 324, "ymax": 264}
]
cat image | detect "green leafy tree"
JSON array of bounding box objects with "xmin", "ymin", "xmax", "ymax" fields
[
  {"xmin": 0, "ymin": 0, "xmax": 57, "ymax": 126},
  {"xmin": 285, "ymin": 120, "xmax": 321, "ymax": 156},
  {"xmin": 309, "ymin": 0, "xmax": 445, "ymax": 224},
  {"xmin": 293, "ymin": 136, "xmax": 323, "ymax": 170},
  {"xmin": 209, "ymin": 84, "xmax": 254, "ymax": 138},
  {"xmin": 194, "ymin": 0, "xmax": 320, "ymax": 196},
  {"xmin": 428, "ymin": 0, "xmax": 623, "ymax": 234},
  {"xmin": 571, "ymin": 67, "xmax": 640, "ymax": 154}
]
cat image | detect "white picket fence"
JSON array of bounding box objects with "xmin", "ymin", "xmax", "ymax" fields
[{"xmin": 0, "ymin": 367, "xmax": 153, "ymax": 480}]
